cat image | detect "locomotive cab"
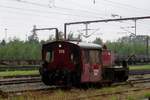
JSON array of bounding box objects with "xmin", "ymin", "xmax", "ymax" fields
[
  {"xmin": 40, "ymin": 41, "xmax": 103, "ymax": 85},
  {"xmin": 40, "ymin": 41, "xmax": 82, "ymax": 85}
]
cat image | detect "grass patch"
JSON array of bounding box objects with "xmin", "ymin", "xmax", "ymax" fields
[
  {"xmin": 0, "ymin": 65, "xmax": 40, "ymax": 67},
  {"xmin": 129, "ymin": 65, "xmax": 150, "ymax": 70},
  {"xmin": 0, "ymin": 70, "xmax": 39, "ymax": 77},
  {"xmin": 144, "ymin": 92, "xmax": 150, "ymax": 98},
  {"xmin": 110, "ymin": 96, "xmax": 118, "ymax": 100},
  {"xmin": 127, "ymin": 96, "xmax": 135, "ymax": 100}
]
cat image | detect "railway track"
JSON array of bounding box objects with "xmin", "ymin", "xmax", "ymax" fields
[
  {"xmin": 77, "ymin": 87, "xmax": 150, "ymax": 100},
  {"xmin": 1, "ymin": 74, "xmax": 149, "ymax": 85},
  {"xmin": 1, "ymin": 74, "xmax": 40, "ymax": 79},
  {"xmin": 0, "ymin": 75, "xmax": 149, "ymax": 90},
  {"xmin": 129, "ymin": 77, "xmax": 150, "ymax": 84},
  {"xmin": 0, "ymin": 77, "xmax": 68, "ymax": 95},
  {"xmin": 0, "ymin": 65, "xmax": 40, "ymax": 71},
  {"xmin": 0, "ymin": 75, "xmax": 149, "ymax": 100},
  {"xmin": 0, "ymin": 77, "xmax": 41, "ymax": 85},
  {"xmin": 76, "ymin": 78, "xmax": 150, "ymax": 99}
]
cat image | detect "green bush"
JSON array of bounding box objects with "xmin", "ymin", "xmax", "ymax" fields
[{"xmin": 0, "ymin": 39, "xmax": 41, "ymax": 60}]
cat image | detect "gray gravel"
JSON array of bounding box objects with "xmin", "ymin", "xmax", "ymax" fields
[
  {"xmin": 1, "ymin": 74, "xmax": 150, "ymax": 93},
  {"xmin": 0, "ymin": 82, "xmax": 52, "ymax": 92}
]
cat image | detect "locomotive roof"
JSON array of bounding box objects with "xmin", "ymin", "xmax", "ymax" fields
[
  {"xmin": 71, "ymin": 41, "xmax": 102, "ymax": 49},
  {"xmin": 43, "ymin": 41, "xmax": 102, "ymax": 49}
]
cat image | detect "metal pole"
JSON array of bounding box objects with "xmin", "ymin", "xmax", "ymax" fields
[
  {"xmin": 65, "ymin": 16, "xmax": 150, "ymax": 25},
  {"xmin": 134, "ymin": 20, "xmax": 137, "ymax": 35},
  {"xmin": 146, "ymin": 36, "xmax": 149, "ymax": 56},
  {"xmin": 55, "ymin": 28, "xmax": 59, "ymax": 41},
  {"xmin": 64, "ymin": 23, "xmax": 67, "ymax": 40},
  {"xmin": 4, "ymin": 28, "xmax": 7, "ymax": 42},
  {"xmin": 33, "ymin": 25, "xmax": 36, "ymax": 35},
  {"xmin": 85, "ymin": 23, "xmax": 88, "ymax": 35},
  {"xmin": 93, "ymin": 0, "xmax": 95, "ymax": 4},
  {"xmin": 33, "ymin": 27, "xmax": 59, "ymax": 41}
]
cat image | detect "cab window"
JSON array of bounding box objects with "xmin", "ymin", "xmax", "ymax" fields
[
  {"xmin": 82, "ymin": 50, "xmax": 89, "ymax": 63},
  {"xmin": 46, "ymin": 50, "xmax": 54, "ymax": 62},
  {"xmin": 70, "ymin": 48, "xmax": 80, "ymax": 65},
  {"xmin": 89, "ymin": 50, "xmax": 101, "ymax": 64}
]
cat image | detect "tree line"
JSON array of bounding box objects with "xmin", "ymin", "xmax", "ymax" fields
[{"xmin": 0, "ymin": 33, "xmax": 149, "ymax": 60}]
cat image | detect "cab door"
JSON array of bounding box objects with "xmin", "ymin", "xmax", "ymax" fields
[
  {"xmin": 81, "ymin": 49, "xmax": 102, "ymax": 82},
  {"xmin": 81, "ymin": 50, "xmax": 90, "ymax": 82},
  {"xmin": 89, "ymin": 50, "xmax": 102, "ymax": 82}
]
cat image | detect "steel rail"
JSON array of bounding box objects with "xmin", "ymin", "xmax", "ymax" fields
[{"xmin": 0, "ymin": 77, "xmax": 41, "ymax": 85}]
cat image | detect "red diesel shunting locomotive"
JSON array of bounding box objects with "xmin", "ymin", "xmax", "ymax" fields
[{"xmin": 39, "ymin": 41, "xmax": 128, "ymax": 86}]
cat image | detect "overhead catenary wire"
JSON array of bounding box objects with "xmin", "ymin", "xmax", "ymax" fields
[
  {"xmin": 5, "ymin": 0, "xmax": 105, "ymax": 19},
  {"xmin": 103, "ymin": 0, "xmax": 150, "ymax": 13},
  {"xmin": 4, "ymin": 0, "xmax": 150, "ymax": 19},
  {"xmin": 57, "ymin": 0, "xmax": 111, "ymax": 17},
  {"xmin": 0, "ymin": 8, "xmax": 62, "ymax": 22},
  {"xmin": 55, "ymin": 0, "xmax": 109, "ymax": 17},
  {"xmin": 54, "ymin": 6, "xmax": 104, "ymax": 19},
  {"xmin": 98, "ymin": 0, "xmax": 150, "ymax": 15},
  {"xmin": 17, "ymin": 0, "xmax": 106, "ymax": 17},
  {"xmin": 0, "ymin": 4, "xmax": 102, "ymax": 19},
  {"xmin": 9, "ymin": 0, "xmax": 150, "ymax": 19},
  {"xmin": 59, "ymin": 0, "xmax": 150, "ymax": 17}
]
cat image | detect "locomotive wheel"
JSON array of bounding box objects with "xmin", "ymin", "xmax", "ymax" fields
[
  {"xmin": 64, "ymin": 73, "xmax": 73, "ymax": 87},
  {"xmin": 123, "ymin": 76, "xmax": 129, "ymax": 81},
  {"xmin": 106, "ymin": 81, "xmax": 112, "ymax": 86},
  {"xmin": 71, "ymin": 72, "xmax": 81, "ymax": 86},
  {"xmin": 41, "ymin": 74, "xmax": 51, "ymax": 85}
]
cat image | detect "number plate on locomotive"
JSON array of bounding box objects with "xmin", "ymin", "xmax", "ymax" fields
[{"xmin": 59, "ymin": 49, "xmax": 65, "ymax": 54}]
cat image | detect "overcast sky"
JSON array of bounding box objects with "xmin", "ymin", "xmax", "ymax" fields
[{"xmin": 0, "ymin": 0, "xmax": 150, "ymax": 42}]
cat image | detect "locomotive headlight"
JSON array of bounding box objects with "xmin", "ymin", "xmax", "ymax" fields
[{"xmin": 59, "ymin": 44, "xmax": 62, "ymax": 48}]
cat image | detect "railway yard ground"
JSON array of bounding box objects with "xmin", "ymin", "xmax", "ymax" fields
[
  {"xmin": 1, "ymin": 80, "xmax": 150, "ymax": 100},
  {"xmin": 0, "ymin": 64, "xmax": 150, "ymax": 100}
]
